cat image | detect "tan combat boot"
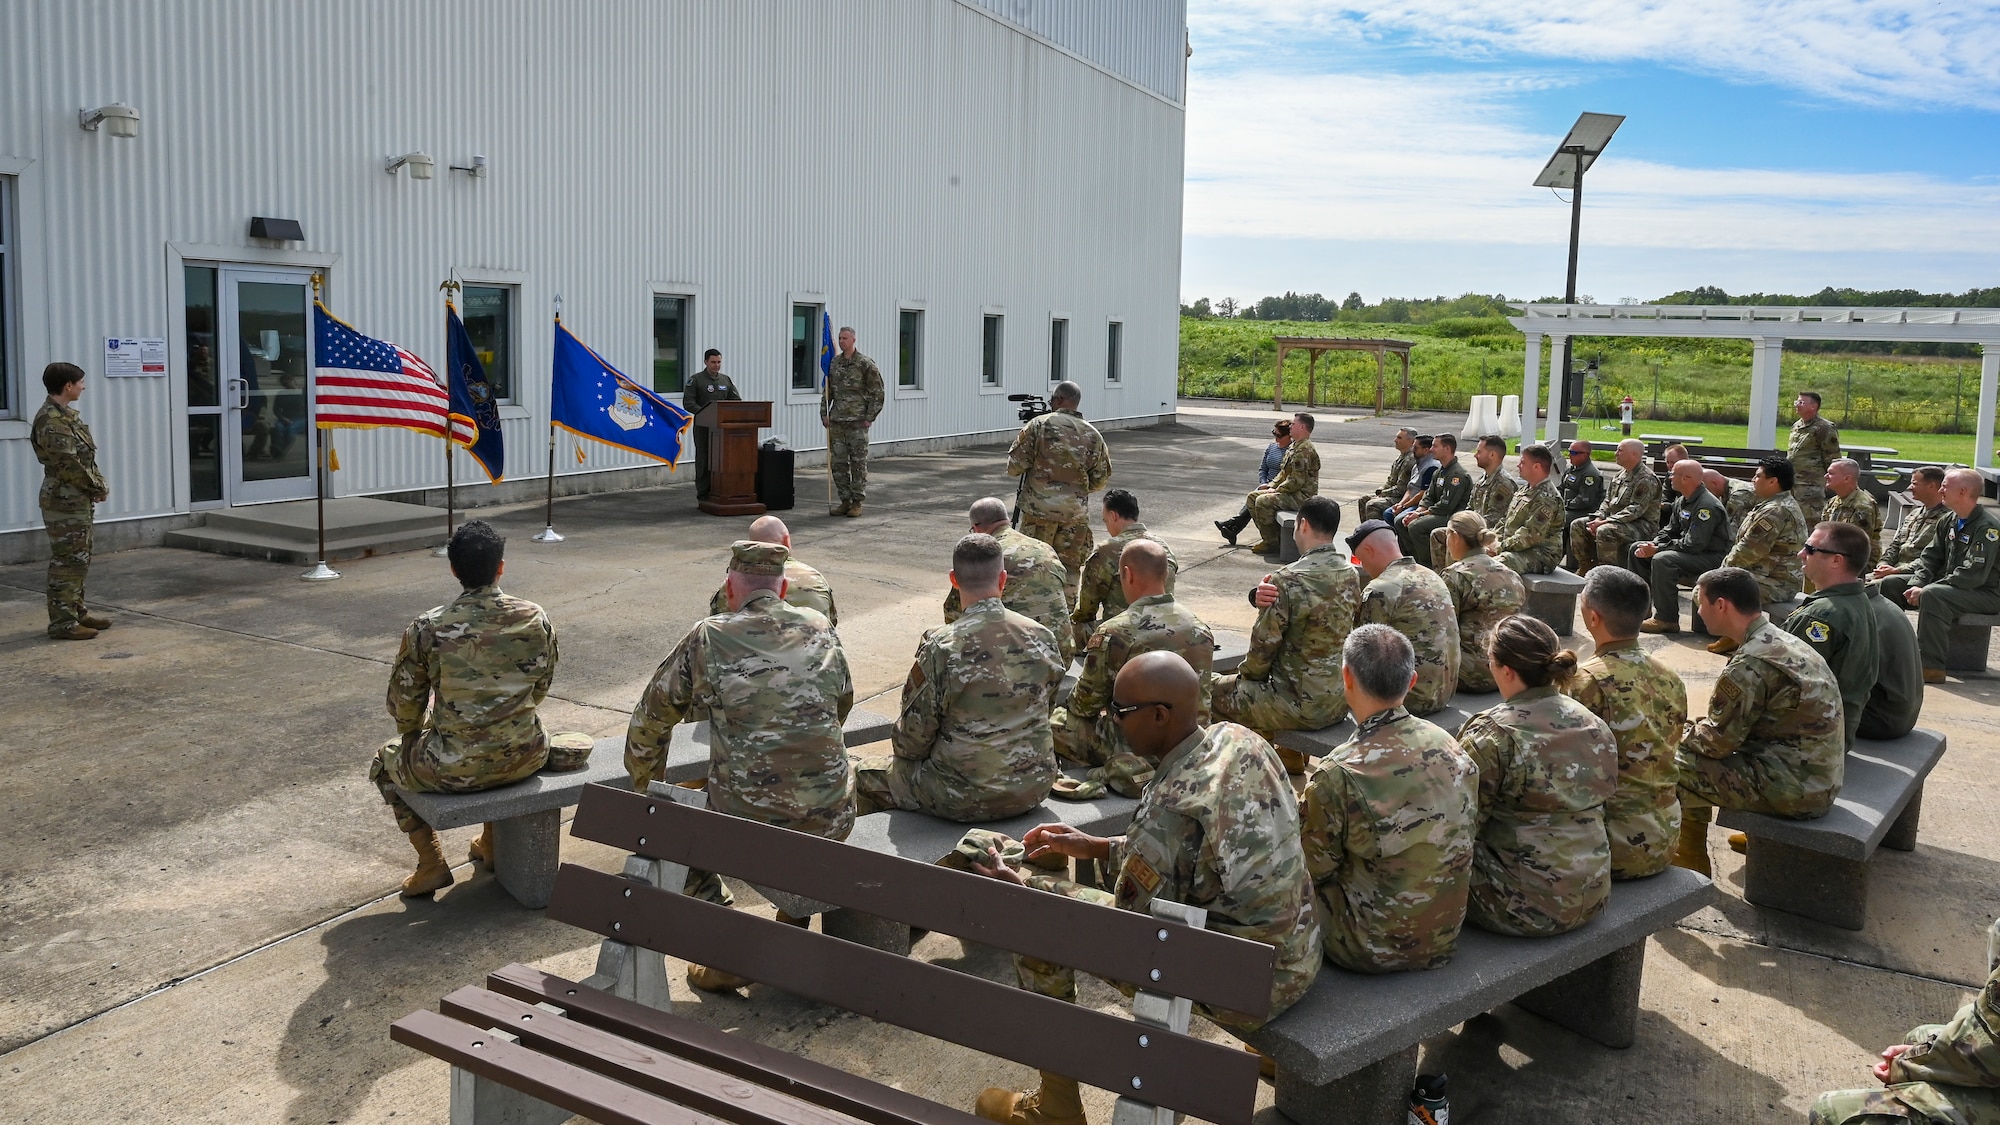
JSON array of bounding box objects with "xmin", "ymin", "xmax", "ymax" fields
[
  {"xmin": 1274, "ymin": 745, "xmax": 1312, "ymax": 776},
  {"xmin": 402, "ymin": 828, "xmax": 456, "ymax": 896},
  {"xmin": 845, "ymin": 502, "xmax": 862, "ymax": 517},
  {"xmin": 50, "ymin": 624, "xmax": 99, "ymax": 641},
  {"xmin": 686, "ymin": 964, "xmax": 753, "ymax": 992},
  {"xmin": 976, "ymin": 1071, "xmax": 1086, "ymax": 1125},
  {"xmin": 1726, "ymin": 832, "xmax": 1748, "ymax": 854},
  {"xmin": 1671, "ymin": 809, "xmax": 1712, "ymax": 877},
  {"xmin": 79, "ymin": 611, "xmax": 112, "ymax": 630},
  {"xmin": 468, "ymin": 823, "xmax": 496, "ymax": 869},
  {"xmin": 774, "ymin": 910, "xmax": 810, "ymax": 928}
]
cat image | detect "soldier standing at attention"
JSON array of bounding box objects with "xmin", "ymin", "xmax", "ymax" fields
[
  {"xmin": 1808, "ymin": 959, "xmax": 2000, "ymax": 1125},
  {"xmin": 1213, "ymin": 497, "xmax": 1360, "ymax": 757},
  {"xmin": 1454, "ymin": 615, "xmax": 1617, "ymax": 937},
  {"xmin": 1711, "ymin": 458, "xmax": 1809, "ymax": 652},
  {"xmin": 1789, "ymin": 391, "xmax": 1841, "ymax": 514},
  {"xmin": 1358, "ymin": 426, "xmax": 1418, "ymax": 522},
  {"xmin": 1429, "ymin": 435, "xmax": 1515, "ymax": 569},
  {"xmin": 1822, "ymin": 458, "xmax": 1884, "ymax": 568},
  {"xmin": 1300, "ymin": 624, "xmax": 1477, "ymax": 973},
  {"xmin": 1071, "ymin": 488, "xmax": 1177, "ymax": 651},
  {"xmin": 1872, "ymin": 465, "xmax": 1950, "ymax": 587},
  {"xmin": 854, "ymin": 534, "xmax": 1065, "ymax": 822},
  {"xmin": 1349, "ymin": 520, "xmax": 1460, "ymax": 715},
  {"xmin": 1396, "ymin": 432, "xmax": 1473, "ymax": 569},
  {"xmin": 31, "ymin": 362, "xmax": 111, "ymax": 640},
  {"xmin": 1496, "ymin": 444, "xmax": 1566, "ymax": 575},
  {"xmin": 966, "ymin": 652, "xmax": 1320, "ymax": 1125},
  {"xmin": 821, "ymin": 326, "xmax": 884, "ymax": 517},
  {"xmin": 1007, "ymin": 379, "xmax": 1112, "ymax": 602},
  {"xmin": 369, "ymin": 521, "xmax": 590, "ymax": 896},
  {"xmin": 1569, "ymin": 439, "xmax": 1661, "ymax": 574},
  {"xmin": 1633, "ymin": 459, "xmax": 1731, "ymax": 634},
  {"xmin": 1671, "ymin": 567, "xmax": 1844, "ymax": 877},
  {"xmin": 626, "ymin": 540, "xmax": 855, "ymax": 991},
  {"xmin": 1892, "ymin": 468, "xmax": 2000, "ymax": 683},
  {"xmin": 1566, "ymin": 568, "xmax": 1688, "ymax": 881},
  {"xmin": 706, "ymin": 515, "xmax": 837, "ymax": 625},
  {"xmin": 947, "ymin": 497, "xmax": 1075, "ymax": 663},
  {"xmin": 1441, "ymin": 512, "xmax": 1526, "ymax": 694},
  {"xmin": 1245, "ymin": 412, "xmax": 1321, "ymax": 555},
  {"xmin": 1558, "ymin": 442, "xmax": 1606, "ymax": 568},
  {"xmin": 682, "ymin": 348, "xmax": 740, "ymax": 502}
]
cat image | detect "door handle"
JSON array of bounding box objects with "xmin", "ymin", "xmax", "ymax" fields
[{"xmin": 233, "ymin": 378, "xmax": 250, "ymax": 410}]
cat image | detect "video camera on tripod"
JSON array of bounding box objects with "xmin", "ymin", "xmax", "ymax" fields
[{"xmin": 1007, "ymin": 393, "xmax": 1052, "ymax": 424}]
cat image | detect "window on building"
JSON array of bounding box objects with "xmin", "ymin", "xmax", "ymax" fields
[
  {"xmin": 1106, "ymin": 320, "xmax": 1123, "ymax": 384},
  {"xmin": 899, "ymin": 309, "xmax": 925, "ymax": 389},
  {"xmin": 183, "ymin": 264, "xmax": 223, "ymax": 503},
  {"xmin": 1049, "ymin": 317, "xmax": 1068, "ymax": 384},
  {"xmin": 0, "ymin": 178, "xmax": 12, "ymax": 417},
  {"xmin": 790, "ymin": 302, "xmax": 822, "ymax": 392},
  {"xmin": 982, "ymin": 314, "xmax": 1003, "ymax": 387},
  {"xmin": 460, "ymin": 285, "xmax": 515, "ymax": 402},
  {"xmin": 653, "ymin": 294, "xmax": 688, "ymax": 394}
]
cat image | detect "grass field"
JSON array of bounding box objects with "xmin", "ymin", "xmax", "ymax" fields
[{"xmin": 1556, "ymin": 418, "xmax": 1977, "ymax": 466}]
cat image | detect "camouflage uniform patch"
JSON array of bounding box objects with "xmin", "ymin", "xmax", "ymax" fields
[
  {"xmin": 31, "ymin": 398, "xmax": 106, "ymax": 633},
  {"xmin": 1807, "ymin": 965, "xmax": 2000, "ymax": 1125},
  {"xmin": 1568, "ymin": 464, "xmax": 1662, "ymax": 572},
  {"xmin": 1009, "ymin": 408, "xmax": 1112, "ymax": 598},
  {"xmin": 1789, "ymin": 415, "xmax": 1841, "ymax": 513}
]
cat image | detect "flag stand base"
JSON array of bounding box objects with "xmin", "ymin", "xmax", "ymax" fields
[
  {"xmin": 432, "ymin": 545, "xmax": 449, "ymax": 557},
  {"xmin": 299, "ymin": 561, "xmax": 341, "ymax": 582},
  {"xmin": 532, "ymin": 526, "xmax": 565, "ymax": 543}
]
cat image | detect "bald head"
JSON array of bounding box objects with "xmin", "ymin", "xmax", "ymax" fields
[
  {"xmin": 1616, "ymin": 439, "xmax": 1644, "ymax": 470},
  {"xmin": 1112, "ymin": 651, "xmax": 1202, "ymax": 756},
  {"xmin": 1051, "ymin": 380, "xmax": 1082, "ymax": 408},
  {"xmin": 1944, "ymin": 468, "xmax": 1984, "ymax": 516},
  {"xmin": 1119, "ymin": 538, "xmax": 1171, "ymax": 601},
  {"xmin": 968, "ymin": 496, "xmax": 1010, "ymax": 532},
  {"xmin": 1702, "ymin": 468, "xmax": 1729, "ymax": 499},
  {"xmin": 1671, "ymin": 459, "xmax": 1703, "ymax": 496},
  {"xmin": 746, "ymin": 516, "xmax": 791, "ymax": 547}
]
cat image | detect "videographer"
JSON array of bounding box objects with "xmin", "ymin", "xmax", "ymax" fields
[{"xmin": 1006, "ymin": 380, "xmax": 1112, "ymax": 604}]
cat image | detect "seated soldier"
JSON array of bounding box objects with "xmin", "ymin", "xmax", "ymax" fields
[
  {"xmin": 368, "ymin": 520, "xmax": 591, "ymax": 896},
  {"xmin": 1558, "ymin": 442, "xmax": 1608, "ymax": 568},
  {"xmin": 1633, "ymin": 459, "xmax": 1730, "ymax": 634},
  {"xmin": 1567, "ymin": 439, "xmax": 1661, "ymax": 574},
  {"xmin": 1430, "ymin": 435, "xmax": 1516, "ymax": 568},
  {"xmin": 856, "ymin": 534, "xmax": 1065, "ymax": 822},
  {"xmin": 1859, "ymin": 582, "xmax": 1923, "ymax": 741},
  {"xmin": 1566, "ymin": 568, "xmax": 1688, "ymax": 880},
  {"xmin": 1219, "ymin": 418, "xmax": 1292, "ymax": 544},
  {"xmin": 1212, "ymin": 496, "xmax": 1358, "ymax": 755},
  {"xmin": 1050, "ymin": 540, "xmax": 1214, "ymax": 797},
  {"xmin": 1395, "ymin": 433, "xmax": 1473, "ymax": 569},
  {"xmin": 1871, "ymin": 465, "xmax": 1949, "ymax": 587},
  {"xmin": 966, "ymin": 652, "xmax": 1322, "ymax": 1125},
  {"xmin": 1382, "ymin": 435, "xmax": 1440, "ymax": 526},
  {"xmin": 1356, "ymin": 425, "xmax": 1417, "ymax": 523},
  {"xmin": 1705, "ymin": 467, "xmax": 1756, "ymax": 535},
  {"xmin": 1246, "ymin": 412, "xmax": 1320, "ymax": 555},
  {"xmin": 1658, "ymin": 443, "xmax": 1690, "ymax": 526},
  {"xmin": 1349, "ymin": 520, "xmax": 1460, "ymax": 714},
  {"xmin": 1888, "ymin": 468, "xmax": 2000, "ymax": 683},
  {"xmin": 1495, "ymin": 443, "xmax": 1565, "ymax": 575},
  {"xmin": 1708, "ymin": 457, "xmax": 1809, "ymax": 653},
  {"xmin": 1822, "ymin": 458, "xmax": 1884, "ymax": 568},
  {"xmin": 1671, "ymin": 567, "xmax": 1845, "ymax": 877},
  {"xmin": 1441, "ymin": 511, "xmax": 1525, "ymax": 694},
  {"xmin": 1785, "ymin": 521, "xmax": 1880, "ymax": 750},
  {"xmin": 1454, "ymin": 615, "xmax": 1617, "ymax": 937},
  {"xmin": 627, "ymin": 540, "xmax": 855, "ymax": 991},
  {"xmin": 1807, "ymin": 959, "xmax": 2000, "ymax": 1125},
  {"xmin": 949, "ymin": 496, "xmax": 1075, "ymax": 662},
  {"xmin": 1072, "ymin": 488, "xmax": 1177, "ymax": 651},
  {"xmin": 1300, "ymin": 624, "xmax": 1477, "ymax": 972},
  {"xmin": 706, "ymin": 514, "xmax": 837, "ymax": 625}
]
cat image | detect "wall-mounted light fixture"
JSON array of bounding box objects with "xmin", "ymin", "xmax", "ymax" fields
[
  {"xmin": 385, "ymin": 152, "xmax": 435, "ymax": 180},
  {"xmin": 449, "ymin": 154, "xmax": 488, "ymax": 178},
  {"xmin": 79, "ymin": 103, "xmax": 141, "ymax": 139}
]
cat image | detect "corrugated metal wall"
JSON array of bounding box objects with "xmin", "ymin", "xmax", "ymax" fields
[
  {"xmin": 0, "ymin": 0, "xmax": 1186, "ymax": 533},
  {"xmin": 963, "ymin": 0, "xmax": 1188, "ymax": 103}
]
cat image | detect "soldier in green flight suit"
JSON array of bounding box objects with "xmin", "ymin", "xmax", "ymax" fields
[
  {"xmin": 1891, "ymin": 468, "xmax": 2000, "ymax": 683},
  {"xmin": 1397, "ymin": 432, "xmax": 1474, "ymax": 569},
  {"xmin": 682, "ymin": 348, "xmax": 740, "ymax": 501},
  {"xmin": 1634, "ymin": 460, "xmax": 1731, "ymax": 634},
  {"xmin": 1785, "ymin": 521, "xmax": 1881, "ymax": 750}
]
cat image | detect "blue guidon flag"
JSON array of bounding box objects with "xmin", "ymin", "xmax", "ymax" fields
[
  {"xmin": 446, "ymin": 301, "xmax": 506, "ymax": 481},
  {"xmin": 550, "ymin": 319, "xmax": 693, "ymax": 466}
]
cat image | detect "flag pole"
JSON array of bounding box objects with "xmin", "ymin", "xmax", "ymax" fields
[
  {"xmin": 301, "ymin": 272, "xmax": 340, "ymax": 581},
  {"xmin": 435, "ymin": 279, "xmax": 459, "ymax": 556},
  {"xmin": 534, "ymin": 296, "xmax": 566, "ymax": 543}
]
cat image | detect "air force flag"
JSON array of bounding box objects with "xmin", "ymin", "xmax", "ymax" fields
[{"xmin": 550, "ymin": 320, "xmax": 692, "ymax": 467}]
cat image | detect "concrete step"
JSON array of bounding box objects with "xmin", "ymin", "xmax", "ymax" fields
[
  {"xmin": 165, "ymin": 525, "xmax": 443, "ymax": 566},
  {"xmin": 165, "ymin": 497, "xmax": 448, "ymax": 565}
]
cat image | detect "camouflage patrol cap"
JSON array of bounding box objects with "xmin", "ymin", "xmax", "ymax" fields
[
  {"xmin": 728, "ymin": 540, "xmax": 789, "ymax": 576},
  {"xmin": 1347, "ymin": 518, "xmax": 1394, "ymax": 552},
  {"xmin": 544, "ymin": 731, "xmax": 594, "ymax": 773}
]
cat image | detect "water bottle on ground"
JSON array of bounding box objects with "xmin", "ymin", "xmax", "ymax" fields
[{"xmin": 1408, "ymin": 1073, "xmax": 1449, "ymax": 1125}]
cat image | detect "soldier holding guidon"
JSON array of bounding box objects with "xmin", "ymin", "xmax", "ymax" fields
[{"xmin": 821, "ymin": 327, "xmax": 885, "ymax": 517}]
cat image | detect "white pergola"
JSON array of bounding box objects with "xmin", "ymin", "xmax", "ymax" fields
[{"xmin": 1508, "ymin": 304, "xmax": 2000, "ymax": 467}]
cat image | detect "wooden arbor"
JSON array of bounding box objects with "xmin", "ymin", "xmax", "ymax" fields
[{"xmin": 1270, "ymin": 336, "xmax": 1414, "ymax": 414}]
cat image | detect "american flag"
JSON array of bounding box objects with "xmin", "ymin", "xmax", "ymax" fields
[{"xmin": 313, "ymin": 304, "xmax": 473, "ymax": 443}]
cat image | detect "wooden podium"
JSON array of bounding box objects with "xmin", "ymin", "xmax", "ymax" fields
[{"xmin": 696, "ymin": 400, "xmax": 771, "ymax": 516}]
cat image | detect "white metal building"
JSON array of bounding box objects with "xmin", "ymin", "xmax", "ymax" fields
[{"xmin": 0, "ymin": 0, "xmax": 1188, "ymax": 559}]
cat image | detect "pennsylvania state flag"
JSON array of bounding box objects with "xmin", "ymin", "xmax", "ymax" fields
[
  {"xmin": 446, "ymin": 302, "xmax": 506, "ymax": 481},
  {"xmin": 550, "ymin": 320, "xmax": 692, "ymax": 466}
]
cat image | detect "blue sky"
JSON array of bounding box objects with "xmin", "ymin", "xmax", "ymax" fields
[{"xmin": 1180, "ymin": 1, "xmax": 2000, "ymax": 305}]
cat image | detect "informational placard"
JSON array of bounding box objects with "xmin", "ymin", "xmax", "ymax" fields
[{"xmin": 104, "ymin": 336, "xmax": 167, "ymax": 377}]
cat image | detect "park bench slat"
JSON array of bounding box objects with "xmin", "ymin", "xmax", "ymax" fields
[
  {"xmin": 441, "ymin": 986, "xmax": 872, "ymax": 1125},
  {"xmin": 567, "ymin": 783, "xmax": 1276, "ymax": 1017},
  {"xmin": 488, "ymin": 963, "xmax": 986, "ymax": 1125},
  {"xmin": 548, "ymin": 863, "xmax": 1263, "ymax": 1125},
  {"xmin": 390, "ymin": 1007, "xmax": 728, "ymax": 1125}
]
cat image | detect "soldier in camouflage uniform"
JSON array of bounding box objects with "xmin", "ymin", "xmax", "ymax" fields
[
  {"xmin": 1497, "ymin": 444, "xmax": 1566, "ymax": 575},
  {"xmin": 1213, "ymin": 497, "xmax": 1359, "ymax": 733},
  {"xmin": 1891, "ymin": 468, "xmax": 2000, "ymax": 680},
  {"xmin": 705, "ymin": 515, "xmax": 837, "ymax": 625},
  {"xmin": 1704, "ymin": 468, "xmax": 1757, "ymax": 536},
  {"xmin": 1454, "ymin": 615, "xmax": 1617, "ymax": 937},
  {"xmin": 1823, "ymin": 459, "xmax": 1885, "ymax": 568},
  {"xmin": 627, "ymin": 540, "xmax": 855, "ymax": 990},
  {"xmin": 856, "ymin": 535, "xmax": 1065, "ymax": 822},
  {"xmin": 1716, "ymin": 458, "xmax": 1809, "ymax": 629},
  {"xmin": 1633, "ymin": 460, "xmax": 1731, "ymax": 633},
  {"xmin": 1008, "ymin": 380, "xmax": 1112, "ymax": 601},
  {"xmin": 1441, "ymin": 512, "xmax": 1526, "ymax": 693},
  {"xmin": 30, "ymin": 363, "xmax": 111, "ymax": 640},
  {"xmin": 1358, "ymin": 427, "xmax": 1418, "ymax": 522},
  {"xmin": 967, "ymin": 652, "xmax": 1320, "ymax": 1125},
  {"xmin": 1247, "ymin": 413, "xmax": 1321, "ymax": 554},
  {"xmin": 1071, "ymin": 488, "xmax": 1177, "ymax": 651},
  {"xmin": 1873, "ymin": 466, "xmax": 1950, "ymax": 587},
  {"xmin": 1567, "ymin": 568, "xmax": 1687, "ymax": 880},
  {"xmin": 1051, "ymin": 541, "xmax": 1214, "ymax": 798},
  {"xmin": 1301, "ymin": 624, "xmax": 1477, "ymax": 972},
  {"xmin": 1396, "ymin": 433, "xmax": 1474, "ymax": 569},
  {"xmin": 821, "ymin": 327, "xmax": 884, "ymax": 516},
  {"xmin": 1350, "ymin": 520, "xmax": 1460, "ymax": 715},
  {"xmin": 1785, "ymin": 522, "xmax": 1881, "ymax": 750},
  {"xmin": 1809, "ymin": 961, "xmax": 2000, "ymax": 1125},
  {"xmin": 947, "ymin": 497, "xmax": 1076, "ymax": 663},
  {"xmin": 1672, "ymin": 567, "xmax": 1845, "ymax": 876},
  {"xmin": 368, "ymin": 521, "xmax": 589, "ymax": 896},
  {"xmin": 1559, "ymin": 442, "xmax": 1608, "ymax": 567},
  {"xmin": 1430, "ymin": 435, "xmax": 1516, "ymax": 569},
  {"xmin": 1568, "ymin": 439, "xmax": 1661, "ymax": 573},
  {"xmin": 1789, "ymin": 391, "xmax": 1842, "ymax": 514}
]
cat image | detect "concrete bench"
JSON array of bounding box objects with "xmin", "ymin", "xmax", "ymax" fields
[
  {"xmin": 1718, "ymin": 728, "xmax": 1946, "ymax": 930},
  {"xmin": 1521, "ymin": 567, "xmax": 1585, "ymax": 636},
  {"xmin": 1271, "ymin": 691, "xmax": 1496, "ymax": 760},
  {"xmin": 1244, "ymin": 866, "xmax": 1715, "ymax": 1125},
  {"xmin": 397, "ymin": 706, "xmax": 897, "ymax": 908},
  {"xmin": 1946, "ymin": 613, "xmax": 2000, "ymax": 673},
  {"xmin": 1278, "ymin": 510, "xmax": 1301, "ymax": 562}
]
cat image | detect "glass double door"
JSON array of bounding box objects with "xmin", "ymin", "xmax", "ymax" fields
[{"xmin": 184, "ymin": 266, "xmax": 315, "ymax": 505}]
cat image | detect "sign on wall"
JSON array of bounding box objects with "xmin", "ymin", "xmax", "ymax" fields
[{"xmin": 103, "ymin": 337, "xmax": 167, "ymax": 377}]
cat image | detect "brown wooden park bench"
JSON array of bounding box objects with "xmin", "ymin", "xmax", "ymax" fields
[{"xmin": 391, "ymin": 782, "xmax": 1274, "ymax": 1125}]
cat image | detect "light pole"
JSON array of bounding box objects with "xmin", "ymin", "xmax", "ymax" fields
[{"xmin": 1533, "ymin": 112, "xmax": 1623, "ymax": 440}]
